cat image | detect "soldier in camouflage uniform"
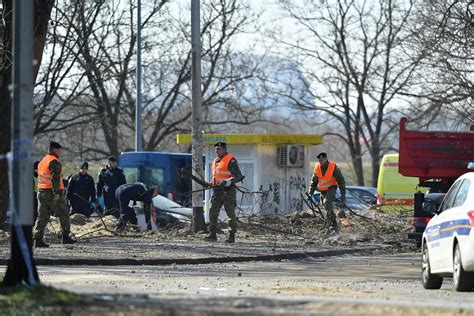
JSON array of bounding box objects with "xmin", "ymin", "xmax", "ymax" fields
[
  {"xmin": 34, "ymin": 141, "xmax": 76, "ymax": 247},
  {"xmin": 205, "ymin": 142, "xmax": 244, "ymax": 243},
  {"xmin": 309, "ymin": 152, "xmax": 346, "ymax": 233}
]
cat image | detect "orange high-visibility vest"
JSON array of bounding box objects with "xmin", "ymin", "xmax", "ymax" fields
[
  {"xmin": 37, "ymin": 154, "xmax": 64, "ymax": 190},
  {"xmin": 314, "ymin": 161, "xmax": 338, "ymax": 191},
  {"xmin": 212, "ymin": 154, "xmax": 234, "ymax": 185}
]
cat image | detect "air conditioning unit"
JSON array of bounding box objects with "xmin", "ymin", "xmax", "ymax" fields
[{"xmin": 278, "ymin": 145, "xmax": 305, "ymax": 168}]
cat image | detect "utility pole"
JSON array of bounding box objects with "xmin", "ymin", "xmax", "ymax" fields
[
  {"xmin": 135, "ymin": 0, "xmax": 142, "ymax": 151},
  {"xmin": 3, "ymin": 0, "xmax": 39, "ymax": 286},
  {"xmin": 191, "ymin": 0, "xmax": 206, "ymax": 232}
]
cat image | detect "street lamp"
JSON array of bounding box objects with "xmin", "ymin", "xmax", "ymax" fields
[{"xmin": 135, "ymin": 0, "xmax": 142, "ymax": 152}]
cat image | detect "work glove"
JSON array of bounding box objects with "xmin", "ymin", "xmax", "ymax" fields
[
  {"xmin": 223, "ymin": 179, "xmax": 233, "ymax": 187},
  {"xmin": 90, "ymin": 201, "xmax": 97, "ymax": 209},
  {"xmin": 97, "ymin": 196, "xmax": 105, "ymax": 209}
]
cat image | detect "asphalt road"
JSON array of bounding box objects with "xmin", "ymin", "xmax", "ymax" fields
[{"xmin": 4, "ymin": 252, "xmax": 474, "ymax": 315}]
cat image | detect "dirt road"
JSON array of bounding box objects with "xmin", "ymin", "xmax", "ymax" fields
[{"xmin": 10, "ymin": 252, "xmax": 473, "ymax": 315}]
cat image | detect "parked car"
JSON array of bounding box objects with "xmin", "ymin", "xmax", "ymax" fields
[
  {"xmin": 408, "ymin": 193, "xmax": 446, "ymax": 247},
  {"xmin": 312, "ymin": 186, "xmax": 378, "ymax": 210},
  {"xmin": 422, "ymin": 172, "xmax": 474, "ymax": 291}
]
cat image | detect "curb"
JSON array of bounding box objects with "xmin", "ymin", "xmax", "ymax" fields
[{"xmin": 1, "ymin": 247, "xmax": 378, "ymax": 266}]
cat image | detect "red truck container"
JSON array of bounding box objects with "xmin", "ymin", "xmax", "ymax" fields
[
  {"xmin": 398, "ymin": 117, "xmax": 474, "ymax": 245},
  {"xmin": 399, "ymin": 117, "xmax": 474, "ymax": 191}
]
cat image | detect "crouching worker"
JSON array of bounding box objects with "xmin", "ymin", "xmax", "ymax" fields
[{"xmin": 115, "ymin": 183, "xmax": 160, "ymax": 232}]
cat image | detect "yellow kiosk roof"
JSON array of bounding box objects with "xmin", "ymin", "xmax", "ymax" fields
[{"xmin": 176, "ymin": 134, "xmax": 323, "ymax": 145}]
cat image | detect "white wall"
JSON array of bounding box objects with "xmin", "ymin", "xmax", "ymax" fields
[
  {"xmin": 256, "ymin": 144, "xmax": 310, "ymax": 215},
  {"xmin": 204, "ymin": 143, "xmax": 314, "ymax": 220}
]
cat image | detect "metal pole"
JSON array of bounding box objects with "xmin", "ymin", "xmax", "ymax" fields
[
  {"xmin": 3, "ymin": 0, "xmax": 39, "ymax": 286},
  {"xmin": 191, "ymin": 0, "xmax": 206, "ymax": 232},
  {"xmin": 135, "ymin": 0, "xmax": 142, "ymax": 151}
]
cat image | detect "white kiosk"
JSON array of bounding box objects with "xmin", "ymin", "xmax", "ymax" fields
[{"xmin": 177, "ymin": 134, "xmax": 323, "ymax": 217}]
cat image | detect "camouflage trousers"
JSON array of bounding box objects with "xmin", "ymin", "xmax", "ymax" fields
[
  {"xmin": 34, "ymin": 190, "xmax": 70, "ymax": 239},
  {"xmin": 321, "ymin": 186, "xmax": 337, "ymax": 223},
  {"xmin": 208, "ymin": 187, "xmax": 237, "ymax": 234}
]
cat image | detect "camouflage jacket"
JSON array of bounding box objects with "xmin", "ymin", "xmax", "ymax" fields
[
  {"xmin": 309, "ymin": 161, "xmax": 346, "ymax": 195},
  {"xmin": 214, "ymin": 153, "xmax": 244, "ymax": 185},
  {"xmin": 47, "ymin": 150, "xmax": 63, "ymax": 195}
]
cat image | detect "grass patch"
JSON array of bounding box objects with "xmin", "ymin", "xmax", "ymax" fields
[
  {"xmin": 0, "ymin": 283, "xmax": 96, "ymax": 316},
  {"xmin": 0, "ymin": 282, "xmax": 162, "ymax": 316}
]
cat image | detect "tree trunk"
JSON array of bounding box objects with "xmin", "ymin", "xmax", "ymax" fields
[
  {"xmin": 353, "ymin": 156, "xmax": 365, "ymax": 186},
  {"xmin": 370, "ymin": 142, "xmax": 382, "ymax": 188},
  {"xmin": 0, "ymin": 0, "xmax": 54, "ymax": 230},
  {"xmin": 33, "ymin": 1, "xmax": 55, "ymax": 79},
  {"xmin": 0, "ymin": 0, "xmax": 13, "ymax": 229}
]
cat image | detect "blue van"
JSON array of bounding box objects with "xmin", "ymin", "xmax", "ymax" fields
[{"xmin": 118, "ymin": 152, "xmax": 193, "ymax": 207}]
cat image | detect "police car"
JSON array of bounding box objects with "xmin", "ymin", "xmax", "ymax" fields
[{"xmin": 422, "ymin": 171, "xmax": 474, "ymax": 291}]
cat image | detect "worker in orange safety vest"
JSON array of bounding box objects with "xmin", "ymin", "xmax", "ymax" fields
[
  {"xmin": 308, "ymin": 152, "xmax": 346, "ymax": 233},
  {"xmin": 34, "ymin": 141, "xmax": 76, "ymax": 247},
  {"xmin": 204, "ymin": 142, "xmax": 244, "ymax": 243}
]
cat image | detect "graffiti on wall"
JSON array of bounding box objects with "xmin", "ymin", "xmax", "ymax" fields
[
  {"xmin": 258, "ymin": 174, "xmax": 307, "ymax": 214},
  {"xmin": 258, "ymin": 183, "xmax": 280, "ymax": 214}
]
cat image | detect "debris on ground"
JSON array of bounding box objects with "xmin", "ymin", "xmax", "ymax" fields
[{"xmin": 0, "ymin": 205, "xmax": 415, "ymax": 251}]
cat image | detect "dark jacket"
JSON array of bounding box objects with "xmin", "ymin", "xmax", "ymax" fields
[
  {"xmin": 115, "ymin": 183, "xmax": 154, "ymax": 208},
  {"xmin": 97, "ymin": 166, "xmax": 126, "ymax": 197},
  {"xmin": 66, "ymin": 172, "xmax": 96, "ymax": 217},
  {"xmin": 67, "ymin": 172, "xmax": 96, "ymax": 204}
]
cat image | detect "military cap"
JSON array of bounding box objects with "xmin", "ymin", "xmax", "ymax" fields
[
  {"xmin": 80, "ymin": 161, "xmax": 89, "ymax": 169},
  {"xmin": 107, "ymin": 156, "xmax": 116, "ymax": 162},
  {"xmin": 214, "ymin": 142, "xmax": 227, "ymax": 149},
  {"xmin": 316, "ymin": 152, "xmax": 327, "ymax": 159},
  {"xmin": 49, "ymin": 141, "xmax": 62, "ymax": 149}
]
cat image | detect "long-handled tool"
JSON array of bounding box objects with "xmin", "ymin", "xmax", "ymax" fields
[
  {"xmin": 303, "ymin": 192, "xmax": 325, "ymax": 219},
  {"xmin": 180, "ymin": 167, "xmax": 246, "ymax": 193},
  {"xmin": 179, "ymin": 167, "xmax": 209, "ymax": 188},
  {"xmin": 71, "ymin": 192, "xmax": 118, "ymax": 236}
]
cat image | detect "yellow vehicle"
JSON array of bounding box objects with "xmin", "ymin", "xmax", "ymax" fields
[{"xmin": 377, "ymin": 154, "xmax": 426, "ymax": 211}]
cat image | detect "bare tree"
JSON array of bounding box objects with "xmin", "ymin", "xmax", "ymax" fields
[
  {"xmin": 33, "ymin": 1, "xmax": 101, "ymax": 137},
  {"xmin": 0, "ymin": 0, "xmax": 54, "ymax": 229},
  {"xmin": 271, "ymin": 0, "xmax": 430, "ymax": 186},
  {"xmin": 409, "ymin": 0, "xmax": 473, "ymax": 126},
  {"xmin": 127, "ymin": 0, "xmax": 275, "ymax": 150},
  {"xmin": 38, "ymin": 0, "xmax": 275, "ymax": 158}
]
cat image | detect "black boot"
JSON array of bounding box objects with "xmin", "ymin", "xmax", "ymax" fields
[
  {"xmin": 225, "ymin": 232, "xmax": 235, "ymax": 244},
  {"xmin": 62, "ymin": 234, "xmax": 76, "ymax": 244},
  {"xmin": 204, "ymin": 232, "xmax": 217, "ymax": 242},
  {"xmin": 35, "ymin": 238, "xmax": 49, "ymax": 248}
]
